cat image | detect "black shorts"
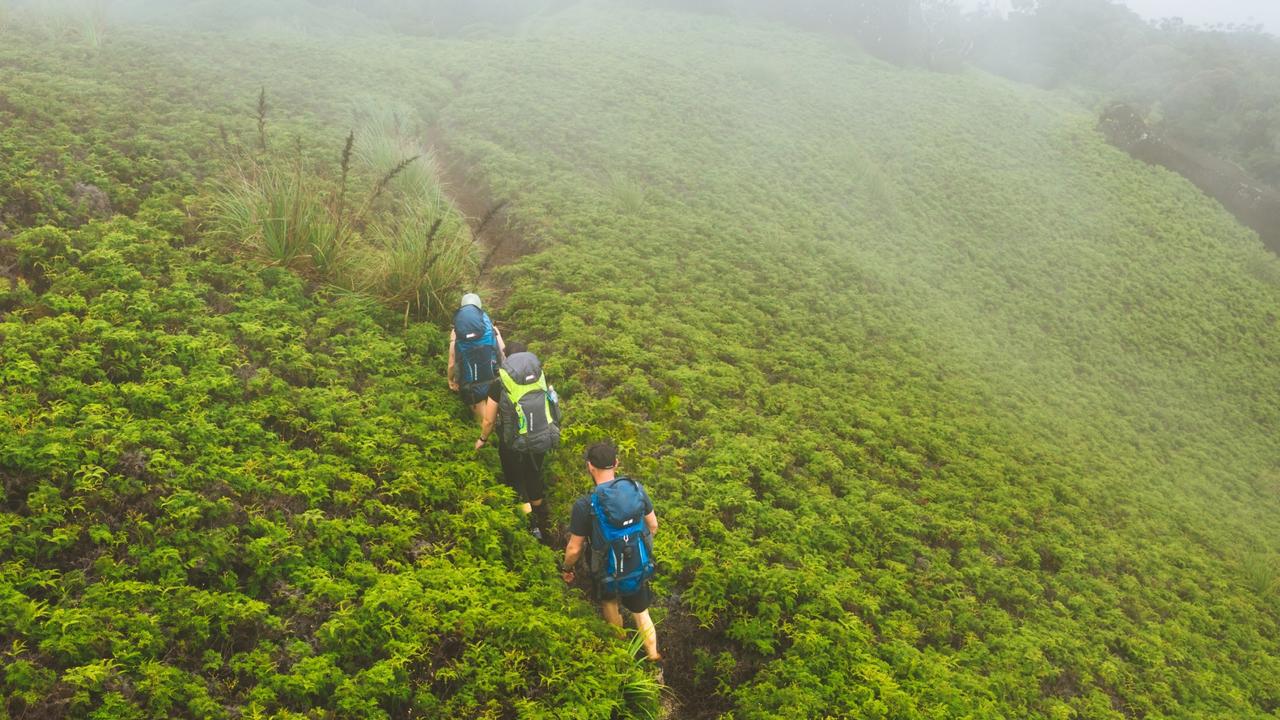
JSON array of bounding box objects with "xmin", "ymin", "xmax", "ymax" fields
[
  {"xmin": 497, "ymin": 442, "xmax": 546, "ymax": 503},
  {"xmin": 460, "ymin": 382, "xmax": 492, "ymax": 407},
  {"xmin": 592, "ymin": 580, "xmax": 652, "ymax": 614}
]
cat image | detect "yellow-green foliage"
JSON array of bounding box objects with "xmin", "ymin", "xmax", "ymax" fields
[
  {"xmin": 429, "ymin": 7, "xmax": 1280, "ymax": 718},
  {"xmin": 0, "ymin": 217, "xmax": 654, "ymax": 718},
  {"xmin": 2, "ymin": 5, "xmax": 1279, "ymax": 720}
]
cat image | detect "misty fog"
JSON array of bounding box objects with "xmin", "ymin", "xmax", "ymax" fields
[{"xmin": 964, "ymin": 0, "xmax": 1280, "ymax": 31}]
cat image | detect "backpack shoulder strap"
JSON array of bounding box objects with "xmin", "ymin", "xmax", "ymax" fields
[
  {"xmin": 588, "ymin": 489, "xmax": 610, "ymax": 534},
  {"xmin": 498, "ymin": 367, "xmax": 516, "ymax": 396}
]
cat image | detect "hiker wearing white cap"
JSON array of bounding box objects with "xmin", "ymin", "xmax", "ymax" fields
[{"xmin": 448, "ymin": 293, "xmax": 506, "ymax": 423}]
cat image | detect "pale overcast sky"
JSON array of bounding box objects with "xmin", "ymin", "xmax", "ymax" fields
[{"xmin": 961, "ymin": 0, "xmax": 1280, "ymax": 32}]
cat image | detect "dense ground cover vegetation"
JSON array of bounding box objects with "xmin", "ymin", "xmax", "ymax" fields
[
  {"xmin": 2, "ymin": 2, "xmax": 1280, "ymax": 719},
  {"xmin": 0, "ymin": 17, "xmax": 654, "ymax": 720},
  {"xmin": 428, "ymin": 8, "xmax": 1280, "ymax": 717},
  {"xmin": 0, "ymin": 216, "xmax": 652, "ymax": 718}
]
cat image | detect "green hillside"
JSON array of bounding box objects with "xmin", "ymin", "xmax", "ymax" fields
[{"xmin": 3, "ymin": 4, "xmax": 1279, "ymax": 719}]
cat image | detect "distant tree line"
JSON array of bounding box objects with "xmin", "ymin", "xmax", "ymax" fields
[{"xmin": 956, "ymin": 0, "xmax": 1280, "ymax": 190}]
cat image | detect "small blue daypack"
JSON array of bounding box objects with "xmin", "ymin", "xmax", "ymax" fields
[
  {"xmin": 589, "ymin": 478, "xmax": 656, "ymax": 596},
  {"xmin": 453, "ymin": 305, "xmax": 498, "ymax": 394}
]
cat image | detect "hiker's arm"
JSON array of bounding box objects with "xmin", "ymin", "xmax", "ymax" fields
[
  {"xmin": 474, "ymin": 399, "xmax": 499, "ymax": 450},
  {"xmin": 447, "ymin": 329, "xmax": 458, "ymax": 391},
  {"xmin": 644, "ymin": 511, "xmax": 658, "ymax": 537},
  {"xmin": 561, "ymin": 534, "xmax": 585, "ymax": 582},
  {"xmin": 494, "ymin": 326, "xmax": 506, "ymax": 362}
]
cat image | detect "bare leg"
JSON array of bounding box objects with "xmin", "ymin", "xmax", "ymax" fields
[
  {"xmin": 469, "ymin": 401, "xmax": 485, "ymax": 425},
  {"xmin": 601, "ymin": 599, "xmax": 624, "ymax": 632},
  {"xmin": 633, "ymin": 609, "xmax": 660, "ymax": 661}
]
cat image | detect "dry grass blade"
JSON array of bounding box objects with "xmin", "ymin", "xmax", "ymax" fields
[
  {"xmin": 370, "ymin": 154, "xmax": 421, "ymax": 204},
  {"xmin": 475, "ymin": 199, "xmax": 509, "ymax": 236},
  {"xmin": 256, "ymin": 86, "xmax": 269, "ymax": 152}
]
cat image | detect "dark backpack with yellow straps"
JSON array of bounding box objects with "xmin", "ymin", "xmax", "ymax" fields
[{"xmin": 496, "ymin": 352, "xmax": 560, "ymax": 453}]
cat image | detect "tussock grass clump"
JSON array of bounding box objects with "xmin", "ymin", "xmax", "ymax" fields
[
  {"xmin": 1242, "ymin": 552, "xmax": 1280, "ymax": 600},
  {"xmin": 606, "ymin": 170, "xmax": 648, "ymax": 213},
  {"xmin": 352, "ymin": 100, "xmax": 446, "ymax": 205},
  {"xmin": 78, "ymin": 1, "xmax": 106, "ymax": 49},
  {"xmin": 619, "ymin": 630, "xmax": 663, "ymax": 719},
  {"xmin": 209, "ymin": 165, "xmax": 349, "ymax": 278},
  {"xmin": 12, "ymin": 0, "xmax": 108, "ymax": 49},
  {"xmin": 366, "ymin": 207, "xmax": 474, "ymax": 321},
  {"xmin": 207, "ymin": 93, "xmax": 476, "ymax": 321}
]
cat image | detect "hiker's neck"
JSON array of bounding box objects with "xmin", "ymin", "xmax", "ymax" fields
[{"xmin": 592, "ymin": 469, "xmax": 616, "ymax": 485}]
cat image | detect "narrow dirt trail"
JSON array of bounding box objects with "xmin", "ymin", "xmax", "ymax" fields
[
  {"xmin": 427, "ymin": 129, "xmax": 698, "ymax": 719},
  {"xmin": 426, "ymin": 127, "xmax": 533, "ymax": 301}
]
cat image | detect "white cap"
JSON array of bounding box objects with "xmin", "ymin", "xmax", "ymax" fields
[{"xmin": 461, "ymin": 293, "xmax": 482, "ymax": 309}]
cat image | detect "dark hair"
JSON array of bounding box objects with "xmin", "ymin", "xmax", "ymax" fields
[
  {"xmin": 505, "ymin": 341, "xmax": 528, "ymax": 355},
  {"xmin": 584, "ymin": 441, "xmax": 618, "ymax": 470}
]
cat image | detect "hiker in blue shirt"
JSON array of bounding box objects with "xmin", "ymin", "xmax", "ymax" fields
[
  {"xmin": 560, "ymin": 441, "xmax": 661, "ymax": 664},
  {"xmin": 448, "ymin": 293, "xmax": 506, "ymax": 424}
]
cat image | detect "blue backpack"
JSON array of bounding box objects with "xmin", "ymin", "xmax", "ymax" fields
[
  {"xmin": 453, "ymin": 305, "xmax": 498, "ymax": 394},
  {"xmin": 589, "ymin": 478, "xmax": 657, "ymax": 596}
]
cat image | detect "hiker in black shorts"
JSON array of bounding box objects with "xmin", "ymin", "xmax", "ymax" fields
[
  {"xmin": 474, "ymin": 342, "xmax": 559, "ymax": 543},
  {"xmin": 560, "ymin": 441, "xmax": 661, "ymax": 663},
  {"xmin": 448, "ymin": 293, "xmax": 505, "ymax": 423}
]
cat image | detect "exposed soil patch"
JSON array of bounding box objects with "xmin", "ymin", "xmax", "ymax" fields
[
  {"xmin": 652, "ymin": 596, "xmax": 764, "ymax": 720},
  {"xmin": 426, "ymin": 125, "xmax": 538, "ymax": 310}
]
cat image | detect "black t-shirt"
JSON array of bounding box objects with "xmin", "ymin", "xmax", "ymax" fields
[{"xmin": 569, "ymin": 479, "xmax": 655, "ymax": 538}]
